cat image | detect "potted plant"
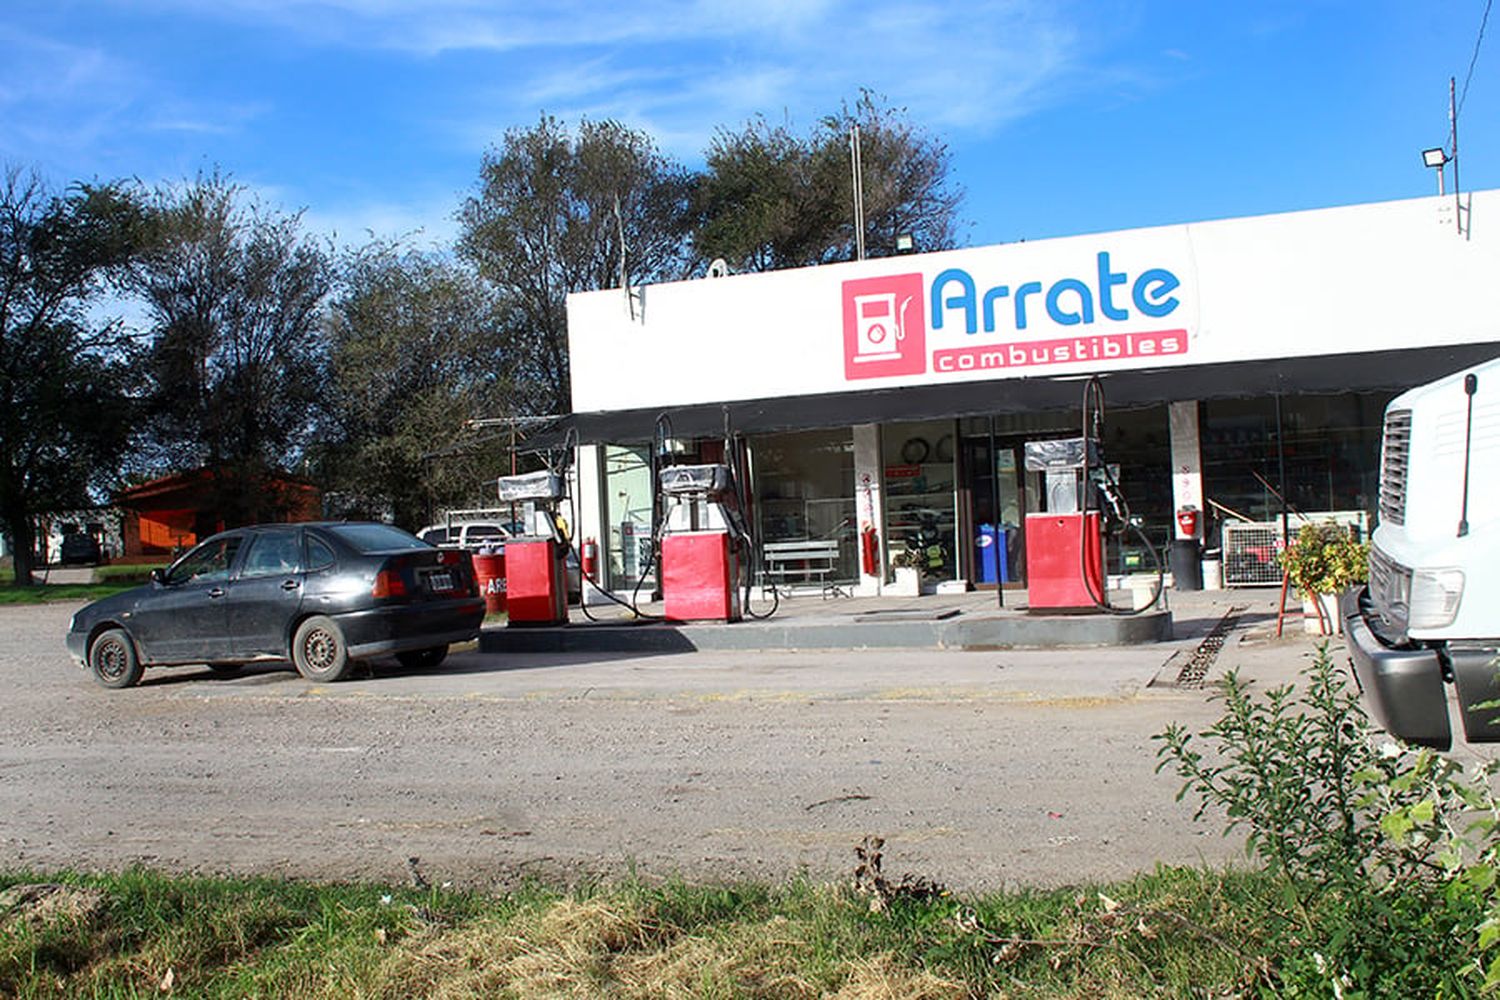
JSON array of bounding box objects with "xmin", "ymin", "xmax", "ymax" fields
[{"xmin": 1278, "ymin": 521, "xmax": 1369, "ymax": 635}]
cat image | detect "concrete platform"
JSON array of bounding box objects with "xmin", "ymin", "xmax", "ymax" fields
[{"xmin": 480, "ymin": 587, "xmax": 1182, "ymax": 654}]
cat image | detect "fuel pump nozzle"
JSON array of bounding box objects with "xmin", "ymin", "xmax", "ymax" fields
[{"xmin": 1090, "ymin": 469, "xmax": 1129, "ymax": 531}]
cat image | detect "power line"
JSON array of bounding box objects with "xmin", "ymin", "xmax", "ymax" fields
[{"xmin": 1459, "ymin": 0, "xmax": 1494, "ymax": 117}]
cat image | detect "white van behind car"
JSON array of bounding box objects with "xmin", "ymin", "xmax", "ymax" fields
[{"xmin": 416, "ymin": 509, "xmax": 581, "ymax": 601}]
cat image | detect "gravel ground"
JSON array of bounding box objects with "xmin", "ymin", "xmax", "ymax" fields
[{"xmin": 0, "ymin": 599, "xmax": 1317, "ymax": 892}]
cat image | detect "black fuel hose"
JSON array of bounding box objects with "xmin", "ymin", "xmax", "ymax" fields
[{"xmin": 1078, "ymin": 376, "xmax": 1164, "ymax": 615}]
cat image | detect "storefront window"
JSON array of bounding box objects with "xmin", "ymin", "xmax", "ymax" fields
[
  {"xmin": 1202, "ymin": 392, "xmax": 1389, "ymax": 532},
  {"xmin": 603, "ymin": 445, "xmax": 655, "ymax": 590},
  {"xmin": 1090, "ymin": 405, "xmax": 1171, "ymax": 575},
  {"xmin": 752, "ymin": 430, "xmax": 856, "ymax": 582},
  {"xmin": 884, "ymin": 421, "xmax": 957, "ymax": 582}
]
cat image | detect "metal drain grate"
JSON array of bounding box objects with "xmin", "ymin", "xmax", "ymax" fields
[{"xmin": 1173, "ymin": 605, "xmax": 1247, "ymax": 688}]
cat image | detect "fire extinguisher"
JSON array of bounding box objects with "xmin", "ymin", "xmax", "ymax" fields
[
  {"xmin": 860, "ymin": 524, "xmax": 879, "ymax": 575},
  {"xmin": 581, "ymin": 537, "xmax": 599, "ymax": 582}
]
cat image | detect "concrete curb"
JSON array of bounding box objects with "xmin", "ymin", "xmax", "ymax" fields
[{"xmin": 479, "ymin": 609, "xmax": 1173, "ymax": 654}]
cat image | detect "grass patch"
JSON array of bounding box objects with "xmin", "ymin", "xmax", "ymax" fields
[
  {"xmin": 0, "ymin": 865, "xmax": 1320, "ymax": 999},
  {"xmin": 0, "ymin": 583, "xmax": 135, "ymax": 605},
  {"xmin": 92, "ymin": 564, "xmax": 164, "ymax": 585}
]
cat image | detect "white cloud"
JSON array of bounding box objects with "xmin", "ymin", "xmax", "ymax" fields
[
  {"xmin": 301, "ymin": 190, "xmax": 465, "ymax": 250},
  {"xmin": 0, "ymin": 26, "xmax": 136, "ymax": 135},
  {"xmin": 0, "ymin": 23, "xmax": 268, "ymax": 179},
  {"xmin": 143, "ymin": 101, "xmax": 273, "ymax": 136},
  {"xmin": 7, "ymin": 0, "xmax": 1138, "ymax": 246},
  {"xmin": 120, "ymin": 0, "xmax": 1100, "ymax": 142}
]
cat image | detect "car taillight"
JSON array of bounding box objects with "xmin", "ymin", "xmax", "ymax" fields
[{"xmin": 372, "ymin": 568, "xmax": 408, "ymax": 598}]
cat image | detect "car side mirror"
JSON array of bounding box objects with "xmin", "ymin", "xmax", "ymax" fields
[{"xmin": 150, "ymin": 567, "xmax": 166, "ymax": 586}]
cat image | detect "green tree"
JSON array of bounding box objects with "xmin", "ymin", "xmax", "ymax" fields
[
  {"xmin": 0, "ymin": 167, "xmax": 152, "ymax": 585},
  {"xmin": 133, "ymin": 172, "xmax": 332, "ymax": 527},
  {"xmin": 456, "ymin": 116, "xmax": 695, "ymax": 414},
  {"xmin": 694, "ymin": 92, "xmax": 964, "ymax": 272},
  {"xmin": 319, "ymin": 242, "xmax": 518, "ymax": 528}
]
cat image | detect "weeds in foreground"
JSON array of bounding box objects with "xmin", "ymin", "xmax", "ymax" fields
[
  {"xmin": 1, "ymin": 864, "xmax": 1299, "ymax": 998},
  {"xmin": 1157, "ymin": 642, "xmax": 1498, "ymax": 996}
]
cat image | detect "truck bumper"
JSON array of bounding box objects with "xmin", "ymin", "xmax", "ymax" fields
[
  {"xmin": 1340, "ymin": 587, "xmax": 1500, "ymax": 749},
  {"xmin": 1340, "ymin": 587, "xmax": 1453, "ymax": 749}
]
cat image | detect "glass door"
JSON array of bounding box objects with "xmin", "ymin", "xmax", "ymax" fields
[
  {"xmin": 960, "ymin": 432, "xmax": 1023, "ymax": 585},
  {"xmin": 884, "ymin": 421, "xmax": 958, "ymax": 584},
  {"xmin": 603, "ymin": 445, "xmax": 655, "ymax": 591}
]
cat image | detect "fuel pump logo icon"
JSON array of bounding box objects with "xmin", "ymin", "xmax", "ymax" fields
[
  {"xmin": 852, "ymin": 293, "xmax": 907, "ymax": 361},
  {"xmin": 842, "ymin": 273, "xmax": 926, "ymax": 380}
]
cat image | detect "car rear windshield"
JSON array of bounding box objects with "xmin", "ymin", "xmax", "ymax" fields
[{"xmin": 323, "ymin": 524, "xmax": 422, "ymax": 553}]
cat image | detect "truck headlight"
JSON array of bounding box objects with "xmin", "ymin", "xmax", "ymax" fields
[{"xmin": 1408, "ymin": 568, "xmax": 1464, "ymax": 629}]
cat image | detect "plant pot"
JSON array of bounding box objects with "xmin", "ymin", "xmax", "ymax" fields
[
  {"xmin": 888, "ymin": 566, "xmax": 920, "ymax": 597},
  {"xmin": 1301, "ymin": 591, "xmax": 1342, "ymax": 636}
]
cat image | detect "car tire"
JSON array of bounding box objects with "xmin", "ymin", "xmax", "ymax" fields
[
  {"xmin": 207, "ymin": 663, "xmax": 243, "ymax": 677},
  {"xmin": 396, "ymin": 644, "xmax": 448, "ymax": 669},
  {"xmin": 89, "ymin": 628, "xmax": 143, "ymax": 689},
  {"xmin": 292, "ymin": 616, "xmax": 353, "ymax": 682}
]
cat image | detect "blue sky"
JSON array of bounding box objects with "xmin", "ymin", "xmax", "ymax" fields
[{"xmin": 3, "ymin": 1, "xmax": 1494, "ymax": 252}]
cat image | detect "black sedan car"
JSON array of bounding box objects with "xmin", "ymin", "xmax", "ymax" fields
[{"xmin": 65, "ymin": 522, "xmax": 486, "ymax": 688}]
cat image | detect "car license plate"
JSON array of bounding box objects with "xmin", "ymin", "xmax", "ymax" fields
[{"xmin": 425, "ymin": 570, "xmax": 456, "ymax": 593}]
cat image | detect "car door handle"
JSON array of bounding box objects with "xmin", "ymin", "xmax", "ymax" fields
[
  {"xmin": 282, "ymin": 579, "xmax": 300, "ymax": 592},
  {"xmin": 207, "ymin": 587, "xmax": 226, "ymax": 599}
]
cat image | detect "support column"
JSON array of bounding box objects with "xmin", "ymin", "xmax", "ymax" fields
[
  {"xmin": 574, "ymin": 443, "xmax": 609, "ymax": 605},
  {"xmin": 1168, "ymin": 401, "xmax": 1204, "ymax": 539},
  {"xmin": 852, "ymin": 424, "xmax": 885, "ymax": 596}
]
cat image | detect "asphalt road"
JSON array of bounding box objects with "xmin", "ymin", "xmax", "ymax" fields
[{"xmin": 0, "ymin": 600, "xmax": 1317, "ymax": 892}]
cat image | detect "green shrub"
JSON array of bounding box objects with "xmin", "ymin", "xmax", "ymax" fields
[
  {"xmin": 1278, "ymin": 520, "xmax": 1369, "ymax": 595},
  {"xmin": 1156, "ymin": 644, "xmax": 1490, "ymax": 996}
]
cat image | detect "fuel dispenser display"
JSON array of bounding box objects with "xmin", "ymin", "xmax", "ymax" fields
[{"xmin": 496, "ymin": 470, "xmax": 570, "ymax": 627}]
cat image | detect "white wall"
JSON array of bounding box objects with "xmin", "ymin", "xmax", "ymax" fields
[{"xmin": 569, "ymin": 192, "xmax": 1500, "ymax": 413}]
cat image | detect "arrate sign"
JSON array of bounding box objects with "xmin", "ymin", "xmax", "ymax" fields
[{"xmin": 842, "ymin": 251, "xmax": 1188, "ymax": 382}]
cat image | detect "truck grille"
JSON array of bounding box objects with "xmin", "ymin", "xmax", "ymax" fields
[
  {"xmin": 1378, "ymin": 409, "xmax": 1412, "ymax": 525},
  {"xmin": 1367, "ymin": 544, "xmax": 1410, "ymax": 636}
]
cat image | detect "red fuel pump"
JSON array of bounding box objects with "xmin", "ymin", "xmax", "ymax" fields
[
  {"xmin": 1025, "ymin": 510, "xmax": 1106, "ymax": 610},
  {"xmin": 1023, "ymin": 376, "xmax": 1164, "ymax": 615},
  {"xmin": 496, "ymin": 470, "xmax": 570, "ymax": 627},
  {"xmin": 658, "ymin": 463, "xmax": 744, "ymax": 622},
  {"xmin": 1023, "ymin": 437, "xmax": 1106, "ymax": 611}
]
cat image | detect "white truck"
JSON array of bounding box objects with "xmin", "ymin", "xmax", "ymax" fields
[{"xmin": 1343, "ymin": 356, "xmax": 1500, "ymax": 749}]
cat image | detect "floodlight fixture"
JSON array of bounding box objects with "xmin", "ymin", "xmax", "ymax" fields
[{"xmin": 1422, "ymin": 146, "xmax": 1450, "ymax": 196}]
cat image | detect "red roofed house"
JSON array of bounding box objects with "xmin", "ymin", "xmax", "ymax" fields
[{"xmin": 116, "ymin": 469, "xmax": 321, "ymax": 558}]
